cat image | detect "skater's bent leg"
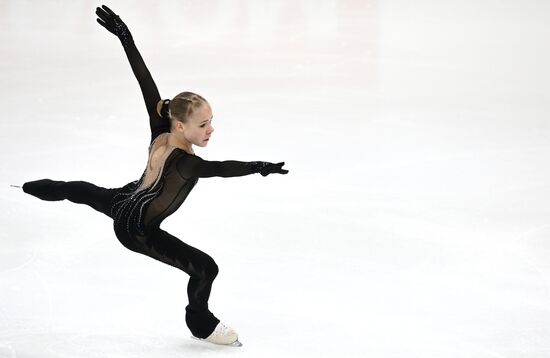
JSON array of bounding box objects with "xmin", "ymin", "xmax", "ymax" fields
[
  {"xmin": 132, "ymin": 229, "xmax": 220, "ymax": 338},
  {"xmin": 23, "ymin": 179, "xmax": 115, "ymax": 217}
]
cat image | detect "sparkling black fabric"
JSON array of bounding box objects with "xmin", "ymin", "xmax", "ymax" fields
[{"xmin": 22, "ymin": 33, "xmax": 264, "ymax": 339}]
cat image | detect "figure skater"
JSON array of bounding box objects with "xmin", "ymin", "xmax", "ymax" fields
[{"xmin": 21, "ymin": 5, "xmax": 288, "ymax": 347}]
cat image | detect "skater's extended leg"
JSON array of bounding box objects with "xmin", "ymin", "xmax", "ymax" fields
[
  {"xmin": 23, "ymin": 179, "xmax": 115, "ymax": 217},
  {"xmin": 129, "ymin": 228, "xmax": 220, "ymax": 338}
]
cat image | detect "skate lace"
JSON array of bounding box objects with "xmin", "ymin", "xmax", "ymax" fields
[{"xmin": 213, "ymin": 323, "xmax": 231, "ymax": 336}]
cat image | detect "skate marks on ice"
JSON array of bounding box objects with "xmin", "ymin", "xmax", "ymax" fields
[
  {"xmin": 43, "ymin": 331, "xmax": 245, "ymax": 357},
  {"xmin": 0, "ymin": 342, "xmax": 16, "ymax": 358},
  {"xmin": 190, "ymin": 335, "xmax": 243, "ymax": 347},
  {"xmin": 0, "ymin": 248, "xmax": 38, "ymax": 275},
  {"xmin": 517, "ymin": 224, "xmax": 550, "ymax": 279},
  {"xmin": 2, "ymin": 331, "xmax": 246, "ymax": 358},
  {"xmin": 45, "ymin": 332, "xmax": 189, "ymax": 358}
]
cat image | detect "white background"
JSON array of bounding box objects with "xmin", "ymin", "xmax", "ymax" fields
[{"xmin": 1, "ymin": 0, "xmax": 549, "ymax": 357}]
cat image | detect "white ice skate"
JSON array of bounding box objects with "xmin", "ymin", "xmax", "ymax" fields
[{"xmin": 191, "ymin": 322, "xmax": 242, "ymax": 347}]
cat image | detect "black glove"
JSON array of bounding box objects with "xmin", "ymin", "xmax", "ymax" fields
[
  {"xmin": 95, "ymin": 5, "xmax": 133, "ymax": 47},
  {"xmin": 257, "ymin": 162, "xmax": 289, "ymax": 176}
]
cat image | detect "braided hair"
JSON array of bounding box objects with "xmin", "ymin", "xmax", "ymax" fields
[{"xmin": 156, "ymin": 92, "xmax": 208, "ymax": 128}]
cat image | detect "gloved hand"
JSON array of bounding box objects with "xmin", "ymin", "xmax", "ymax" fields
[
  {"xmin": 95, "ymin": 5, "xmax": 133, "ymax": 46},
  {"xmin": 257, "ymin": 162, "xmax": 289, "ymax": 176}
]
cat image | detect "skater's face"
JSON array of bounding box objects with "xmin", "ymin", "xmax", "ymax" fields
[{"xmin": 174, "ymin": 102, "xmax": 214, "ymax": 148}]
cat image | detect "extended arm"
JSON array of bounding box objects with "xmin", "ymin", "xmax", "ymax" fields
[
  {"xmin": 176, "ymin": 154, "xmax": 288, "ymax": 179},
  {"xmin": 95, "ymin": 5, "xmax": 169, "ymax": 141}
]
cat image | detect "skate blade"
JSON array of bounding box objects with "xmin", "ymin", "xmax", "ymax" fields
[{"xmin": 191, "ymin": 336, "xmax": 243, "ymax": 347}]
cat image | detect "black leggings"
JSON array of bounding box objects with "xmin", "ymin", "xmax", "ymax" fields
[{"xmin": 22, "ymin": 179, "xmax": 220, "ymax": 338}]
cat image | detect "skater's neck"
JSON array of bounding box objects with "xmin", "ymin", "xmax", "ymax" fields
[{"xmin": 168, "ymin": 133, "xmax": 194, "ymax": 155}]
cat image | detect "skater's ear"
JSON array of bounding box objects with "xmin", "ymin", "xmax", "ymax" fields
[{"xmin": 173, "ymin": 120, "xmax": 186, "ymax": 132}]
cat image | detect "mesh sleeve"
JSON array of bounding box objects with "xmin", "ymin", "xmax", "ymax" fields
[
  {"xmin": 122, "ymin": 41, "xmax": 170, "ymax": 142},
  {"xmin": 176, "ymin": 153, "xmax": 261, "ymax": 179}
]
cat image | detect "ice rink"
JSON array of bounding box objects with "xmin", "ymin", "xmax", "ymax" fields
[{"xmin": 1, "ymin": 0, "xmax": 550, "ymax": 357}]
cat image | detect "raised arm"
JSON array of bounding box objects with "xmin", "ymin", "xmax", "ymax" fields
[
  {"xmin": 95, "ymin": 5, "xmax": 169, "ymax": 141},
  {"xmin": 176, "ymin": 153, "xmax": 288, "ymax": 179}
]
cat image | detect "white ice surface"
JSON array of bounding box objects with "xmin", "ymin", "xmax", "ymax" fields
[{"xmin": 1, "ymin": 0, "xmax": 550, "ymax": 357}]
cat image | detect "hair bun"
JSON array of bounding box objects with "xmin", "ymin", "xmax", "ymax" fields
[{"xmin": 160, "ymin": 99, "xmax": 171, "ymax": 118}]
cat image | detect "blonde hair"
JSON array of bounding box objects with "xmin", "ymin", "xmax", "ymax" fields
[
  {"xmin": 136, "ymin": 92, "xmax": 208, "ymax": 193},
  {"xmin": 156, "ymin": 91, "xmax": 208, "ymax": 128}
]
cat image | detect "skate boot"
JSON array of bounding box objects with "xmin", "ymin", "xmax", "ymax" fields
[
  {"xmin": 192, "ymin": 322, "xmax": 242, "ymax": 347},
  {"xmin": 22, "ymin": 179, "xmax": 65, "ymax": 201}
]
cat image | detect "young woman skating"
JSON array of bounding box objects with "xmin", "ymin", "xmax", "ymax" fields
[{"xmin": 22, "ymin": 5, "xmax": 288, "ymax": 347}]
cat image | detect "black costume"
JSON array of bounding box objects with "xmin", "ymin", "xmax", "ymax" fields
[{"xmin": 22, "ymin": 5, "xmax": 287, "ymax": 339}]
